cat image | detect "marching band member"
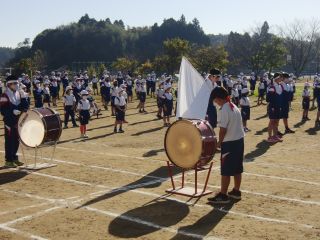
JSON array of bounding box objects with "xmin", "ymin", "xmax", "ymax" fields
[
  {"xmin": 240, "ymin": 88, "xmax": 251, "ymax": 132},
  {"xmin": 33, "ymin": 80, "xmax": 44, "ymax": 108},
  {"xmin": 312, "ymin": 76, "xmax": 320, "ymax": 109},
  {"xmin": 114, "ymin": 87, "xmax": 127, "ymax": 133},
  {"xmin": 150, "ymin": 71, "xmax": 156, "ymax": 98},
  {"xmin": 280, "ymin": 73, "xmax": 295, "ymax": 134},
  {"xmin": 50, "ymin": 77, "xmax": 59, "ymax": 107},
  {"xmin": 77, "ymin": 90, "xmax": 91, "ymax": 138},
  {"xmin": 86, "ymin": 87, "xmax": 101, "ymax": 118},
  {"xmin": 162, "ymin": 85, "xmax": 173, "ymax": 127},
  {"xmin": 139, "ymin": 78, "xmax": 147, "ymax": 113},
  {"xmin": 257, "ymin": 78, "xmax": 266, "ymax": 105},
  {"xmin": 92, "ymin": 75, "xmax": 99, "ymax": 95},
  {"xmin": 20, "ymin": 84, "xmax": 30, "ymax": 108},
  {"xmin": 302, "ymin": 82, "xmax": 311, "ymax": 121},
  {"xmin": 266, "ymin": 73, "xmax": 282, "ymax": 143},
  {"xmin": 0, "ymin": 75, "xmax": 28, "ymax": 168},
  {"xmin": 63, "ymin": 86, "xmax": 78, "ymax": 129},
  {"xmin": 231, "ymin": 83, "xmax": 240, "ymax": 107},
  {"xmin": 43, "ymin": 81, "xmax": 51, "ymax": 107},
  {"xmin": 208, "ymin": 86, "xmax": 245, "ymax": 203},
  {"xmin": 126, "ymin": 76, "xmax": 133, "ymax": 102},
  {"xmin": 156, "ymin": 81, "xmax": 165, "ymax": 119},
  {"xmin": 206, "ymin": 68, "xmax": 221, "ymax": 128},
  {"xmin": 111, "ymin": 80, "xmax": 118, "ymax": 116}
]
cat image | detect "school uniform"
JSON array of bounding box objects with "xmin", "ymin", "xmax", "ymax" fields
[
  {"xmin": 231, "ymin": 88, "xmax": 240, "ymax": 106},
  {"xmin": 302, "ymin": 89, "xmax": 311, "ymax": 110},
  {"xmin": 126, "ymin": 80, "xmax": 133, "ymax": 96},
  {"xmin": 280, "ymin": 83, "xmax": 290, "ymax": 119},
  {"xmin": 266, "ymin": 84, "xmax": 282, "ymax": 120},
  {"xmin": 156, "ymin": 87, "xmax": 165, "ymax": 108},
  {"xmin": 139, "ymin": 82, "xmax": 147, "ymax": 103},
  {"xmin": 249, "ymin": 75, "xmax": 256, "ymax": 92},
  {"xmin": 33, "ymin": 87, "xmax": 44, "ymax": 108},
  {"xmin": 258, "ymin": 82, "xmax": 265, "ymax": 97},
  {"xmin": 163, "ymin": 92, "xmax": 173, "ymax": 117},
  {"xmin": 114, "ymin": 95, "xmax": 126, "ymax": 121},
  {"xmin": 111, "ymin": 86, "xmax": 118, "ymax": 107},
  {"xmin": 77, "ymin": 99, "xmax": 91, "ymax": 125},
  {"xmin": 217, "ymin": 102, "xmax": 245, "ymax": 176},
  {"xmin": 240, "ymin": 96, "xmax": 250, "ymax": 120},
  {"xmin": 150, "ymin": 75, "xmax": 156, "ymax": 93},
  {"xmin": 43, "ymin": 86, "xmax": 51, "ymax": 104},
  {"xmin": 207, "ymin": 90, "xmax": 217, "ymax": 128},
  {"xmin": 61, "ymin": 75, "xmax": 69, "ymax": 92},
  {"xmin": 73, "ymin": 84, "xmax": 83, "ymax": 103},
  {"xmin": 63, "ymin": 94, "xmax": 77, "ymax": 127},
  {"xmin": 50, "ymin": 81, "xmax": 59, "ymax": 98},
  {"xmin": 0, "ymin": 81, "xmax": 3, "ymax": 95},
  {"xmin": 92, "ymin": 77, "xmax": 98, "ymax": 90},
  {"xmin": 0, "ymin": 87, "xmax": 28, "ymax": 163}
]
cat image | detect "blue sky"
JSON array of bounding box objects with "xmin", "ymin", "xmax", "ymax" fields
[{"xmin": 1, "ymin": 0, "xmax": 319, "ymax": 48}]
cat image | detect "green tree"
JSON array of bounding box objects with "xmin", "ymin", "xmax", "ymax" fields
[
  {"xmin": 163, "ymin": 38, "xmax": 190, "ymax": 74},
  {"xmin": 32, "ymin": 49, "xmax": 47, "ymax": 71},
  {"xmin": 137, "ymin": 60, "xmax": 153, "ymax": 74},
  {"xmin": 191, "ymin": 45, "xmax": 229, "ymax": 73},
  {"xmin": 111, "ymin": 57, "xmax": 138, "ymax": 72}
]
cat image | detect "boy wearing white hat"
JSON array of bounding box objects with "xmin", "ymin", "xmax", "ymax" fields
[
  {"xmin": 156, "ymin": 81, "xmax": 165, "ymax": 119},
  {"xmin": 63, "ymin": 86, "xmax": 78, "ymax": 129},
  {"xmin": 114, "ymin": 87, "xmax": 127, "ymax": 133},
  {"xmin": 162, "ymin": 85, "xmax": 173, "ymax": 127},
  {"xmin": 240, "ymin": 88, "xmax": 251, "ymax": 132},
  {"xmin": 77, "ymin": 90, "xmax": 91, "ymax": 138},
  {"xmin": 302, "ymin": 82, "xmax": 311, "ymax": 121}
]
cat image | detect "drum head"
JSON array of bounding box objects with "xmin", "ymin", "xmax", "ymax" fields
[
  {"xmin": 165, "ymin": 120, "xmax": 202, "ymax": 169},
  {"xmin": 18, "ymin": 110, "xmax": 45, "ymax": 148}
]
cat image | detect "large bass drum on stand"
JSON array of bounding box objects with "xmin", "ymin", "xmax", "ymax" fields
[
  {"xmin": 164, "ymin": 119, "xmax": 217, "ymax": 169},
  {"xmin": 164, "ymin": 119, "xmax": 217, "ymax": 198}
]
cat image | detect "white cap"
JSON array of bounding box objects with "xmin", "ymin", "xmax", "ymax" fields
[
  {"xmin": 164, "ymin": 85, "xmax": 171, "ymax": 91},
  {"xmin": 241, "ymin": 88, "xmax": 249, "ymax": 94},
  {"xmin": 80, "ymin": 90, "xmax": 89, "ymax": 95},
  {"xmin": 65, "ymin": 86, "xmax": 72, "ymax": 91}
]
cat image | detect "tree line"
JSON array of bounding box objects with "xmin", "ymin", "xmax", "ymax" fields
[{"xmin": 3, "ymin": 15, "xmax": 320, "ymax": 77}]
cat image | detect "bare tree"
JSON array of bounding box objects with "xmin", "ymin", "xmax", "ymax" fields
[{"xmin": 279, "ymin": 19, "xmax": 320, "ymax": 76}]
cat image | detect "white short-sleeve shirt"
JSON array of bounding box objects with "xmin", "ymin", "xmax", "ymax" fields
[
  {"xmin": 217, "ymin": 102, "xmax": 245, "ymax": 142},
  {"xmin": 114, "ymin": 96, "xmax": 126, "ymax": 106}
]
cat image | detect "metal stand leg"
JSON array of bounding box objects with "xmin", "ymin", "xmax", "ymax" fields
[
  {"xmin": 34, "ymin": 145, "xmax": 38, "ymax": 168},
  {"xmin": 166, "ymin": 161, "xmax": 175, "ymax": 190}
]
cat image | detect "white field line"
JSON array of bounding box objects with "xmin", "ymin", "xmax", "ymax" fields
[
  {"xmin": 84, "ymin": 206, "xmax": 221, "ymax": 240},
  {"xmin": 11, "ymin": 169, "xmax": 316, "ymax": 229},
  {"xmin": 1, "ymin": 150, "xmax": 319, "ymax": 206},
  {"xmin": 54, "ymin": 144, "xmax": 320, "ymax": 176},
  {"xmin": 0, "ymin": 203, "xmax": 49, "ymax": 216},
  {"xmin": 22, "ymin": 153, "xmax": 320, "ymax": 207},
  {"xmin": 0, "ymin": 225, "xmax": 49, "ymax": 240}
]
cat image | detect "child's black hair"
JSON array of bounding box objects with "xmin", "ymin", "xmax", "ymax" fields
[{"xmin": 211, "ymin": 86, "xmax": 229, "ymax": 100}]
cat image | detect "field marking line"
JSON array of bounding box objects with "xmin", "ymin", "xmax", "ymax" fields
[
  {"xmin": 1, "ymin": 150, "xmax": 319, "ymax": 206},
  {"xmin": 4, "ymin": 148, "xmax": 319, "ymax": 207},
  {"xmin": 84, "ymin": 206, "xmax": 221, "ymax": 240},
  {"xmin": 12, "ymin": 169, "xmax": 316, "ymax": 229},
  {"xmin": 0, "ymin": 203, "xmax": 49, "ymax": 216},
  {"xmin": 0, "ymin": 225, "xmax": 49, "ymax": 240}
]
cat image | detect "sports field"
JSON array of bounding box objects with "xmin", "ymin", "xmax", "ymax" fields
[{"xmin": 0, "ymin": 85, "xmax": 319, "ymax": 240}]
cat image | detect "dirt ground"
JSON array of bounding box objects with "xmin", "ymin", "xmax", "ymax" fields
[{"xmin": 0, "ymin": 86, "xmax": 319, "ymax": 240}]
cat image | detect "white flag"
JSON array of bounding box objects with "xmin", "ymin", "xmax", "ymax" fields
[{"xmin": 176, "ymin": 56, "xmax": 212, "ymax": 120}]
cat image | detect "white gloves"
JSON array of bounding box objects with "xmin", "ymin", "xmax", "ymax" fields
[{"xmin": 13, "ymin": 110, "xmax": 21, "ymax": 116}]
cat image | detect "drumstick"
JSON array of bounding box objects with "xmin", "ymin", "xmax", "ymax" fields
[{"xmin": 19, "ymin": 113, "xmax": 29, "ymax": 128}]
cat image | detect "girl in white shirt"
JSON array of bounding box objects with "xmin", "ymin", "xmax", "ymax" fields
[{"xmin": 77, "ymin": 90, "xmax": 91, "ymax": 138}]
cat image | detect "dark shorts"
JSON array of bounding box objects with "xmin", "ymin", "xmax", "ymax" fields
[
  {"xmin": 43, "ymin": 94, "xmax": 50, "ymax": 103},
  {"xmin": 302, "ymin": 98, "xmax": 310, "ymax": 110},
  {"xmin": 115, "ymin": 107, "xmax": 125, "ymax": 121},
  {"xmin": 140, "ymin": 92, "xmax": 146, "ymax": 103},
  {"xmin": 79, "ymin": 110, "xmax": 90, "ymax": 125},
  {"xmin": 241, "ymin": 106, "xmax": 250, "ymax": 120},
  {"xmin": 111, "ymin": 96, "xmax": 116, "ymax": 106},
  {"xmin": 163, "ymin": 101, "xmax": 173, "ymax": 117},
  {"xmin": 268, "ymin": 105, "xmax": 281, "ymax": 120},
  {"xmin": 258, "ymin": 89, "xmax": 265, "ymax": 97},
  {"xmin": 281, "ymin": 105, "xmax": 289, "ymax": 119},
  {"xmin": 92, "ymin": 83, "xmax": 98, "ymax": 89},
  {"xmin": 157, "ymin": 98, "xmax": 164, "ymax": 108},
  {"xmin": 221, "ymin": 138, "xmax": 244, "ymax": 176},
  {"xmin": 317, "ymin": 97, "xmax": 320, "ymax": 111}
]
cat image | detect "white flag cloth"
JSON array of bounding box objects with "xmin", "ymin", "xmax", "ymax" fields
[{"xmin": 176, "ymin": 56, "xmax": 213, "ymax": 120}]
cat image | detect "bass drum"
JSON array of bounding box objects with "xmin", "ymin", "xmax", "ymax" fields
[
  {"xmin": 164, "ymin": 119, "xmax": 217, "ymax": 169},
  {"xmin": 18, "ymin": 108, "xmax": 62, "ymax": 148}
]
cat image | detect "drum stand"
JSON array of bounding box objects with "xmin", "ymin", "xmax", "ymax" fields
[
  {"xmin": 165, "ymin": 161, "xmax": 213, "ymax": 198},
  {"xmin": 19, "ymin": 141, "xmax": 58, "ymax": 170}
]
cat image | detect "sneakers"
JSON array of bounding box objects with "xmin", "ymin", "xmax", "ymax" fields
[
  {"xmin": 80, "ymin": 134, "xmax": 85, "ymax": 138},
  {"xmin": 14, "ymin": 160, "xmax": 24, "ymax": 166},
  {"xmin": 285, "ymin": 128, "xmax": 295, "ymax": 134},
  {"xmin": 244, "ymin": 127, "xmax": 251, "ymax": 132},
  {"xmin": 228, "ymin": 189, "xmax": 242, "ymax": 200},
  {"xmin": 274, "ymin": 136, "xmax": 283, "ymax": 142},
  {"xmin": 83, "ymin": 134, "xmax": 89, "ymax": 138},
  {"xmin": 208, "ymin": 192, "xmax": 230, "ymax": 204},
  {"xmin": 63, "ymin": 126, "xmax": 68, "ymax": 129},
  {"xmin": 4, "ymin": 161, "xmax": 17, "ymax": 168},
  {"xmin": 266, "ymin": 136, "xmax": 277, "ymax": 143},
  {"xmin": 118, "ymin": 129, "xmax": 124, "ymax": 133}
]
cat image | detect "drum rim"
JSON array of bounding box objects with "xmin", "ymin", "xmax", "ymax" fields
[
  {"xmin": 18, "ymin": 107, "xmax": 62, "ymax": 148},
  {"xmin": 164, "ymin": 119, "xmax": 204, "ymax": 169}
]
